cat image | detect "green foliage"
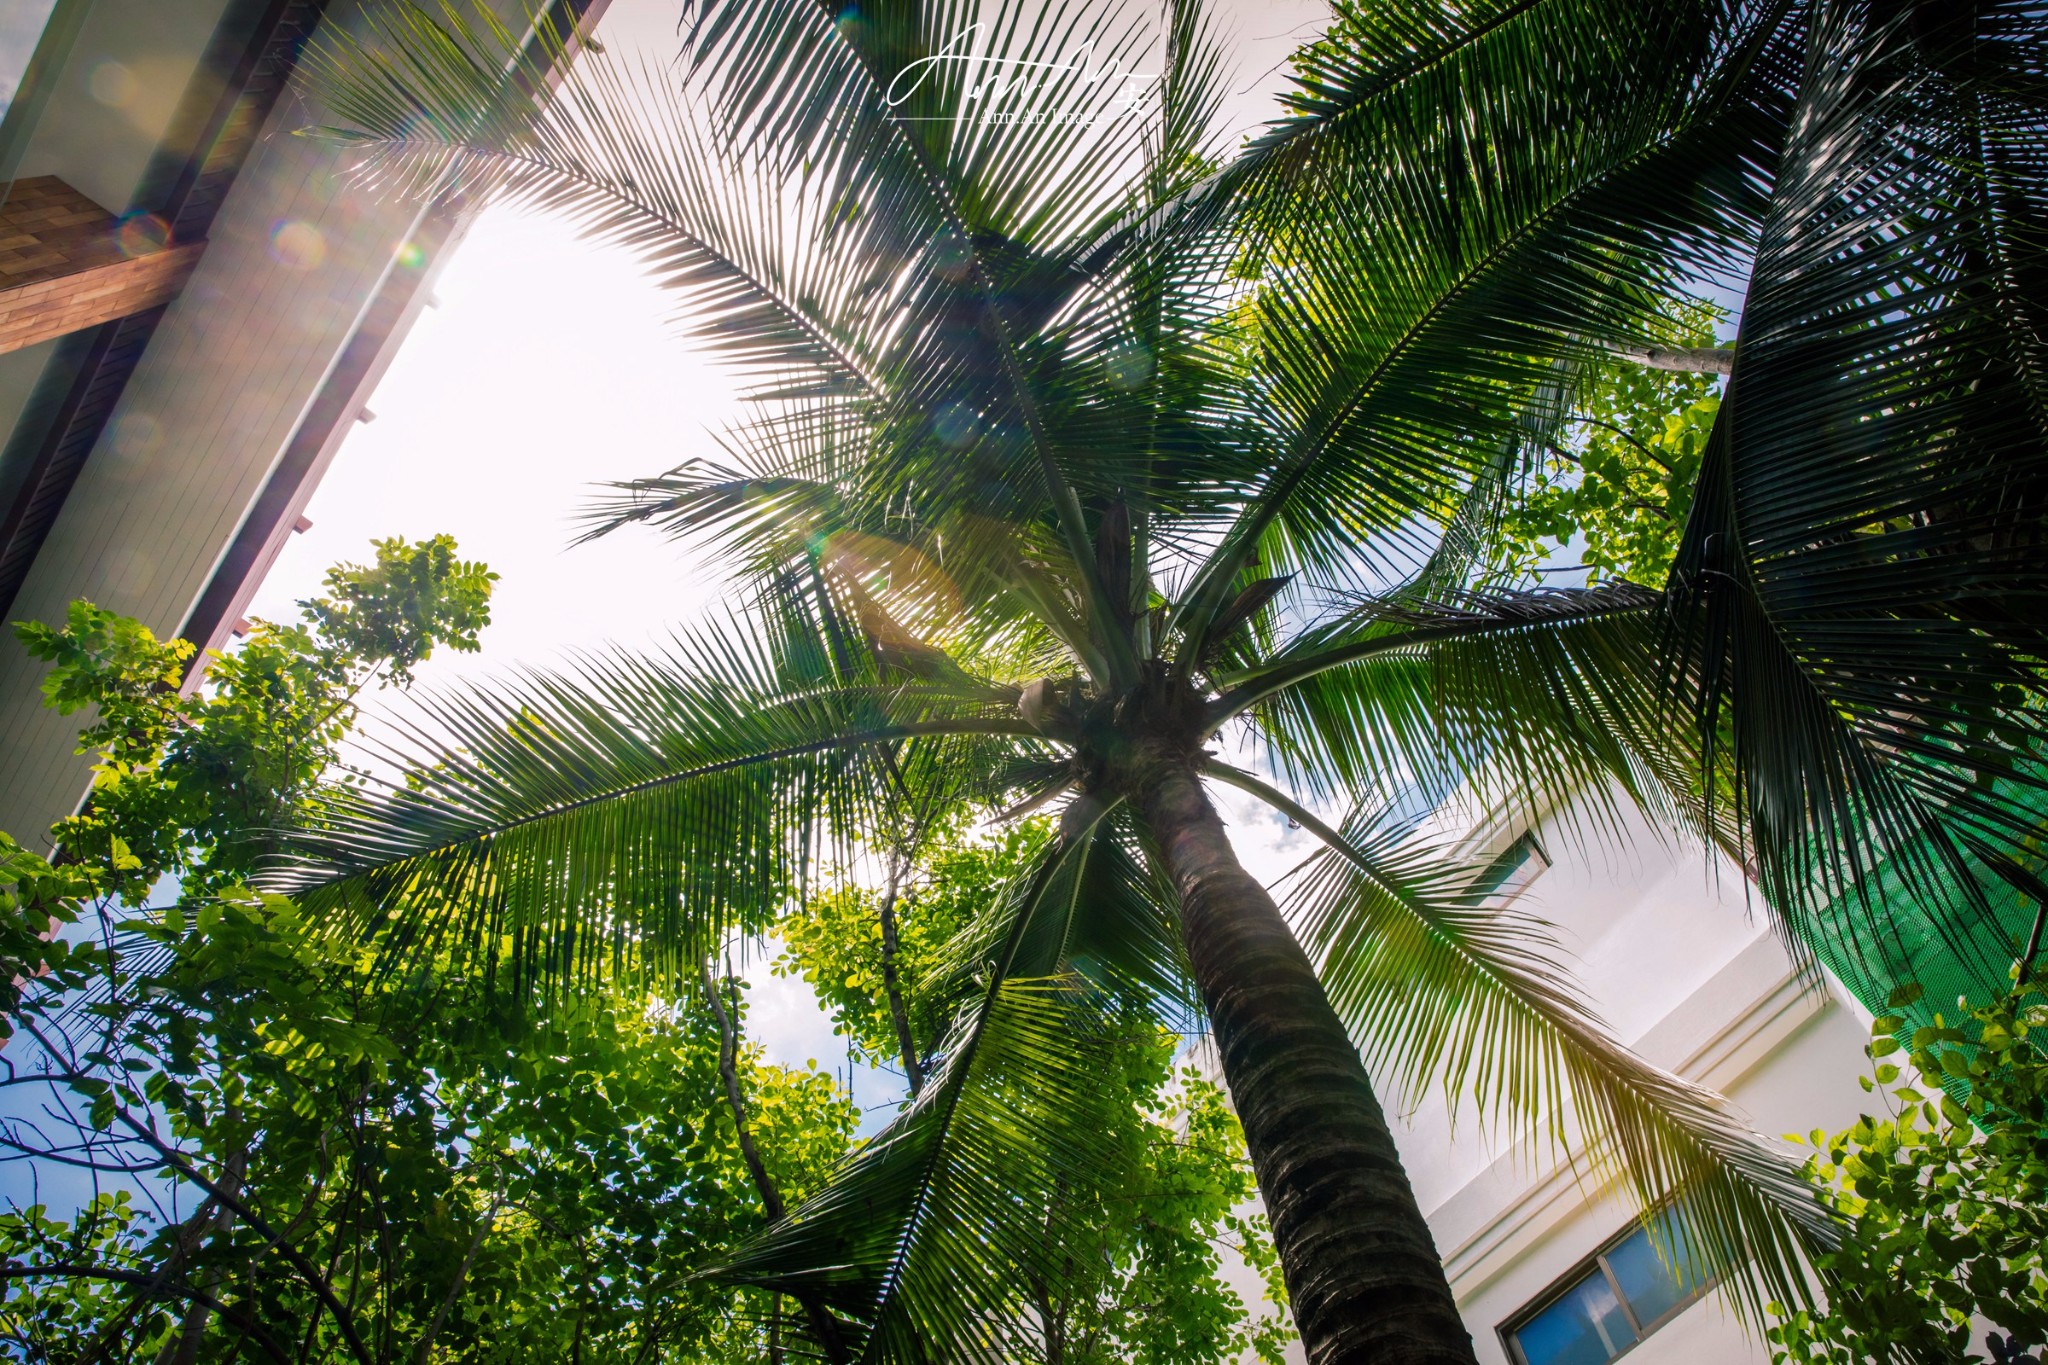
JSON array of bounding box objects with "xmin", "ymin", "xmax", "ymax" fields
[
  {"xmin": 1022, "ymin": 1043, "xmax": 1295, "ymax": 1365},
  {"xmin": 298, "ymin": 534, "xmax": 495, "ymax": 686},
  {"xmin": 0, "ymin": 551, "xmax": 859, "ymax": 1362},
  {"xmin": 0, "ymin": 833, "xmax": 100, "ymax": 1031},
  {"xmin": 3, "ymin": 890, "xmax": 857, "ymax": 1363},
  {"xmin": 1766, "ymin": 980, "xmax": 2048, "ymax": 1365},
  {"xmin": 774, "ymin": 817, "xmax": 1293, "ymax": 1363},
  {"xmin": 1491, "ymin": 305, "xmax": 1724, "ymax": 587},
  {"xmin": 290, "ymin": 0, "xmax": 2048, "ymax": 1356},
  {"xmin": 8, "ymin": 534, "xmax": 495, "ymax": 901},
  {"xmin": 0, "ymin": 1194, "xmax": 179, "ymax": 1363},
  {"xmin": 14, "ymin": 600, "xmax": 192, "ymax": 764},
  {"xmin": 776, "ymin": 819, "xmax": 1054, "ymax": 1071}
]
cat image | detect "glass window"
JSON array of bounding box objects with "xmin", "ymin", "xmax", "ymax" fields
[
  {"xmin": 1604, "ymin": 1214, "xmax": 1705, "ymax": 1328},
  {"xmin": 1513, "ymin": 1269, "xmax": 1638, "ymax": 1365},
  {"xmin": 1506, "ymin": 1212, "xmax": 1714, "ymax": 1365},
  {"xmin": 1475, "ymin": 831, "xmax": 1549, "ymax": 903}
]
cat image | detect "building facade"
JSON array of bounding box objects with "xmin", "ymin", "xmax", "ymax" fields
[
  {"xmin": 0, "ymin": 0, "xmax": 604, "ymax": 846},
  {"xmin": 1404, "ymin": 786, "xmax": 1876, "ymax": 1365},
  {"xmin": 1221, "ymin": 780, "xmax": 1880, "ymax": 1365}
]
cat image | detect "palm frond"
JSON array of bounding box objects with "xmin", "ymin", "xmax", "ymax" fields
[
  {"xmin": 709, "ymin": 972, "xmax": 1132, "ymax": 1364},
  {"xmin": 304, "ymin": 3, "xmax": 892, "ymax": 394},
  {"xmin": 675, "ymin": 0, "xmax": 1215, "ymax": 665},
  {"xmin": 267, "ymin": 613, "xmax": 1037, "ymax": 992},
  {"xmin": 1168, "ymin": 0, "xmax": 1796, "ymax": 647},
  {"xmin": 1228, "ymin": 589, "xmax": 1684, "ymax": 830},
  {"xmin": 1206, "ymin": 760, "xmax": 1832, "ymax": 1322},
  {"xmin": 1666, "ymin": 0, "xmax": 2048, "ymax": 993},
  {"xmin": 940, "ymin": 796, "xmax": 1196, "ymax": 1022}
]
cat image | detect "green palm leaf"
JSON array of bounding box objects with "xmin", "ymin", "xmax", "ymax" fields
[
  {"xmin": 710, "ymin": 829, "xmax": 1137, "ymax": 1360},
  {"xmin": 1166, "ymin": 0, "xmax": 1796, "ymax": 644},
  {"xmin": 269, "ymin": 613, "xmax": 1036, "ymax": 990},
  {"xmin": 283, "ymin": 3, "xmax": 2048, "ymax": 1356},
  {"xmin": 305, "ymin": 3, "xmax": 892, "ymax": 394},
  {"xmin": 1206, "ymin": 761, "xmax": 1831, "ymax": 1321},
  {"xmin": 1666, "ymin": 0, "xmax": 2048, "ymax": 986},
  {"xmin": 1223, "ymin": 587, "xmax": 1685, "ymax": 824}
]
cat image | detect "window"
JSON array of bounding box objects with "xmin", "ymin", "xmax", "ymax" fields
[
  {"xmin": 1503, "ymin": 1211, "xmax": 1711, "ymax": 1365},
  {"xmin": 1474, "ymin": 830, "xmax": 1549, "ymax": 903}
]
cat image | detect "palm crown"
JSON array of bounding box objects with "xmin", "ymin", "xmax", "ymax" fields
[{"xmin": 286, "ymin": 1, "xmax": 2047, "ymax": 1361}]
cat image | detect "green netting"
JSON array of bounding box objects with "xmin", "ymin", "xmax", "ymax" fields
[{"xmin": 1800, "ymin": 785, "xmax": 2046, "ymax": 1044}]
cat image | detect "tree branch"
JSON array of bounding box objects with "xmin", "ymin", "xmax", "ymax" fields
[
  {"xmin": 413, "ymin": 1191, "xmax": 501, "ymax": 1363},
  {"xmin": 700, "ymin": 960, "xmax": 849, "ymax": 1364},
  {"xmin": 20, "ymin": 1021, "xmax": 376, "ymax": 1365},
  {"xmin": 0, "ymin": 1264, "xmax": 293, "ymax": 1365},
  {"xmin": 1607, "ymin": 342, "xmax": 1734, "ymax": 375},
  {"xmin": 875, "ymin": 854, "xmax": 926, "ymax": 1099}
]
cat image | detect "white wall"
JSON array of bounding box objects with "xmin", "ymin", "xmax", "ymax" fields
[
  {"xmin": 0, "ymin": 337, "xmax": 57, "ymax": 510},
  {"xmin": 0, "ymin": 0, "xmax": 537, "ymax": 844},
  {"xmin": 1215, "ymin": 782, "xmax": 1876, "ymax": 1365},
  {"xmin": 1409, "ymin": 787, "xmax": 1873, "ymax": 1365},
  {"xmin": 15, "ymin": 0, "xmax": 235, "ymax": 215}
]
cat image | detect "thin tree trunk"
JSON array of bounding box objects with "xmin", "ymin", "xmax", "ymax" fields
[
  {"xmin": 875, "ymin": 854, "xmax": 925, "ymax": 1097},
  {"xmin": 704, "ymin": 960, "xmax": 788, "ymax": 1223},
  {"xmin": 413, "ymin": 1193, "xmax": 500, "ymax": 1363},
  {"xmin": 1138, "ymin": 767, "xmax": 1477, "ymax": 1365},
  {"xmin": 161, "ymin": 1140, "xmax": 246, "ymax": 1365},
  {"xmin": 702, "ymin": 960, "xmax": 849, "ymax": 1365}
]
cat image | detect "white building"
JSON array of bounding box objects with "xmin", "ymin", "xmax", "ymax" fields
[
  {"xmin": 0, "ymin": 0, "xmax": 606, "ymax": 845},
  {"xmin": 1223, "ymin": 779, "xmax": 1878, "ymax": 1365}
]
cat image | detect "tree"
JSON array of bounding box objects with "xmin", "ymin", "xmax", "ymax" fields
[
  {"xmin": 778, "ymin": 816, "xmax": 1296, "ymax": 1364},
  {"xmin": 292, "ymin": 2, "xmax": 2048, "ymax": 1362},
  {"xmin": 1766, "ymin": 977, "xmax": 2048, "ymax": 1365},
  {"xmin": 776, "ymin": 816, "xmax": 1047, "ymax": 1084},
  {"xmin": 9, "ymin": 534, "xmax": 494, "ymax": 901},
  {"xmin": 1487, "ymin": 302, "xmax": 1727, "ymax": 589},
  {"xmin": 0, "ymin": 546, "xmax": 855, "ymax": 1362},
  {"xmin": 1, "ymin": 888, "xmax": 858, "ymax": 1364}
]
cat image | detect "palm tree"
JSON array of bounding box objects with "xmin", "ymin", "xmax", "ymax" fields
[{"xmin": 285, "ymin": 1, "xmax": 2046, "ymax": 1362}]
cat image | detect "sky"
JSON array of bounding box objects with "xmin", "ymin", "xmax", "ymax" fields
[
  {"xmin": 240, "ymin": 0, "xmax": 1335, "ymax": 1110},
  {"xmin": 0, "ymin": 0, "xmax": 61, "ymax": 113}
]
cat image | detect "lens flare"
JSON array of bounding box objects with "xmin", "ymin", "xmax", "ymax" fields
[
  {"xmin": 1106, "ymin": 342, "xmax": 1155, "ymax": 392},
  {"xmin": 934, "ymin": 403, "xmax": 979, "ymax": 449},
  {"xmin": 89, "ymin": 60, "xmax": 137, "ymax": 108},
  {"xmin": 396, "ymin": 240, "xmax": 426, "ymax": 269},
  {"xmin": 269, "ymin": 220, "xmax": 326, "ymax": 271},
  {"xmin": 110, "ymin": 412, "xmax": 162, "ymax": 463},
  {"xmin": 115, "ymin": 212, "xmax": 170, "ymax": 258},
  {"xmin": 931, "ymin": 232, "xmax": 973, "ymax": 283}
]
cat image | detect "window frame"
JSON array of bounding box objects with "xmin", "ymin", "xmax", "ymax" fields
[
  {"xmin": 1474, "ymin": 829, "xmax": 1550, "ymax": 904},
  {"xmin": 1497, "ymin": 1215, "xmax": 1716, "ymax": 1365}
]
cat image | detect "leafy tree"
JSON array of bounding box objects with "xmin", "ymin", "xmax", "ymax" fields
[
  {"xmin": 1766, "ymin": 977, "xmax": 2048, "ymax": 1365},
  {"xmin": 294, "ymin": 3, "xmax": 2048, "ymax": 1362},
  {"xmin": 0, "ymin": 1192, "xmax": 208, "ymax": 1363},
  {"xmin": 777, "ymin": 818, "xmax": 1052, "ymax": 1079},
  {"xmin": 4, "ymin": 890, "xmax": 856, "ymax": 1364},
  {"xmin": 778, "ymin": 817, "xmax": 1295, "ymax": 1363},
  {"xmin": 1488, "ymin": 303, "xmax": 1726, "ymax": 588},
  {"xmin": 0, "ymin": 546, "xmax": 853, "ymax": 1362},
  {"xmin": 11, "ymin": 534, "xmax": 495, "ymax": 899},
  {"xmin": 0, "ymin": 833, "xmax": 100, "ymax": 1034}
]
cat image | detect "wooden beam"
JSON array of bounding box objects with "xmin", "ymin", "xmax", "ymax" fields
[{"xmin": 0, "ymin": 177, "xmax": 203, "ymax": 355}]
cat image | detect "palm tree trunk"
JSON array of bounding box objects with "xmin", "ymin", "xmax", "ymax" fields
[{"xmin": 1138, "ymin": 766, "xmax": 1477, "ymax": 1365}]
